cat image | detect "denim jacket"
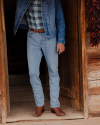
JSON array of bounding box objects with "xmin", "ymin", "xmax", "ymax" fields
[{"xmin": 14, "ymin": 0, "xmax": 65, "ymax": 44}]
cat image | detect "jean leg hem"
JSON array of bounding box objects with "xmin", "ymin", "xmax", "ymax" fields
[
  {"xmin": 50, "ymin": 105, "xmax": 60, "ymax": 108},
  {"xmin": 36, "ymin": 104, "xmax": 44, "ymax": 107}
]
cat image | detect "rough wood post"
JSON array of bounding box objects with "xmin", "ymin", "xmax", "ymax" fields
[
  {"xmin": 0, "ymin": 0, "xmax": 10, "ymax": 123},
  {"xmin": 81, "ymin": 0, "xmax": 88, "ymax": 119}
]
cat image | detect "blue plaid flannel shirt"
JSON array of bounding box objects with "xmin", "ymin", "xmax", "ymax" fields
[{"xmin": 26, "ymin": 0, "xmax": 44, "ymax": 29}]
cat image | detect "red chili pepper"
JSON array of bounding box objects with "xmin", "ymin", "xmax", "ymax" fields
[{"xmin": 87, "ymin": 0, "xmax": 100, "ymax": 46}]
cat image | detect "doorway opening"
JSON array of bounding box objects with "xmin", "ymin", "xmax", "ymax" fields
[{"xmin": 3, "ymin": 0, "xmax": 85, "ymax": 122}]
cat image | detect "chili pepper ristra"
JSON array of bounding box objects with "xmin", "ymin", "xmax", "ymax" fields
[{"xmin": 86, "ymin": 0, "xmax": 100, "ymax": 46}]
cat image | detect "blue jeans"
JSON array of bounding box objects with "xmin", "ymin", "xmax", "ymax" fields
[{"xmin": 27, "ymin": 30, "xmax": 60, "ymax": 108}]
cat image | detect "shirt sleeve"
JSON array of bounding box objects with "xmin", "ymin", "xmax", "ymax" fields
[{"xmin": 55, "ymin": 0, "xmax": 65, "ymax": 45}]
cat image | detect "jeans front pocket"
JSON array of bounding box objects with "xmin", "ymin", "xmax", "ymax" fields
[{"xmin": 27, "ymin": 30, "xmax": 33, "ymax": 37}]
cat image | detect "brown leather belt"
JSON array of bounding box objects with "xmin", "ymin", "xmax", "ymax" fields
[{"xmin": 29, "ymin": 28, "xmax": 45, "ymax": 33}]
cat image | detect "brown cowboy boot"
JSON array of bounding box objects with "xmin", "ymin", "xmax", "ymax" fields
[
  {"xmin": 33, "ymin": 106, "xmax": 44, "ymax": 117},
  {"xmin": 51, "ymin": 107, "xmax": 65, "ymax": 116}
]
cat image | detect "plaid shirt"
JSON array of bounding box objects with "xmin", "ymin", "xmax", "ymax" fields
[{"xmin": 26, "ymin": 0, "xmax": 44, "ymax": 29}]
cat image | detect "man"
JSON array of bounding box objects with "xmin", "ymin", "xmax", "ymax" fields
[{"xmin": 14, "ymin": 0, "xmax": 65, "ymax": 117}]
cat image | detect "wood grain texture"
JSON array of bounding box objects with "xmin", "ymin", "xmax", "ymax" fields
[
  {"xmin": 58, "ymin": 0, "xmax": 80, "ymax": 110},
  {"xmin": 59, "ymin": 95, "xmax": 78, "ymax": 109},
  {"xmin": 89, "ymin": 95, "xmax": 100, "ymax": 112},
  {"xmin": 0, "ymin": 0, "xmax": 6, "ymax": 122},
  {"xmin": 0, "ymin": 0, "xmax": 10, "ymax": 123},
  {"xmin": 87, "ymin": 66, "xmax": 100, "ymax": 72},
  {"xmin": 89, "ymin": 112, "xmax": 100, "ymax": 117},
  {"xmin": 78, "ymin": 0, "xmax": 84, "ymax": 112},
  {"xmin": 87, "ymin": 50, "xmax": 100, "ymax": 65},
  {"xmin": 81, "ymin": 0, "xmax": 88, "ymax": 119},
  {"xmin": 89, "ymin": 87, "xmax": 100, "ymax": 95},
  {"xmin": 60, "ymin": 87, "xmax": 77, "ymax": 99}
]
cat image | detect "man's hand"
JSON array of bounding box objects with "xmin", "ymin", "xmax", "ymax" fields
[{"xmin": 57, "ymin": 43, "xmax": 65, "ymax": 54}]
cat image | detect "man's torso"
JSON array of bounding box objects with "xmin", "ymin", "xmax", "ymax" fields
[{"xmin": 14, "ymin": 0, "xmax": 56, "ymax": 36}]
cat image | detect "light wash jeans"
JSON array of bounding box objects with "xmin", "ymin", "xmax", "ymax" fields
[{"xmin": 27, "ymin": 30, "xmax": 60, "ymax": 108}]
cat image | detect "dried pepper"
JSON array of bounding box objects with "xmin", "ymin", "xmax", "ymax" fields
[{"xmin": 86, "ymin": 0, "xmax": 100, "ymax": 46}]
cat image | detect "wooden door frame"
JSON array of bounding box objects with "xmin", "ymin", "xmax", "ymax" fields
[
  {"xmin": 0, "ymin": 0, "xmax": 10, "ymax": 123},
  {"xmin": 80, "ymin": 0, "xmax": 88, "ymax": 119},
  {"xmin": 0, "ymin": 0, "xmax": 87, "ymax": 123}
]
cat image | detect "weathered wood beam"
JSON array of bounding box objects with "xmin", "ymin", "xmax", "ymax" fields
[
  {"xmin": 0, "ymin": 0, "xmax": 10, "ymax": 123},
  {"xmin": 81, "ymin": 0, "xmax": 88, "ymax": 119}
]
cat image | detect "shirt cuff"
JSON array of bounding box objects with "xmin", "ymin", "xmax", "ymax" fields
[{"xmin": 57, "ymin": 38, "xmax": 65, "ymax": 45}]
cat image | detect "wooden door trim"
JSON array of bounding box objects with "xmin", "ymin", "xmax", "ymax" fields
[
  {"xmin": 0, "ymin": 0, "xmax": 7, "ymax": 122},
  {"xmin": 0, "ymin": 0, "xmax": 10, "ymax": 123},
  {"xmin": 81, "ymin": 0, "xmax": 88, "ymax": 119}
]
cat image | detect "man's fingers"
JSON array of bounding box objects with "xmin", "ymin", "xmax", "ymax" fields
[
  {"xmin": 59, "ymin": 50, "xmax": 61, "ymax": 54},
  {"xmin": 58, "ymin": 49, "xmax": 62, "ymax": 54},
  {"xmin": 57, "ymin": 43, "xmax": 65, "ymax": 54},
  {"xmin": 58, "ymin": 49, "xmax": 65, "ymax": 54},
  {"xmin": 57, "ymin": 46, "xmax": 60, "ymax": 53}
]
